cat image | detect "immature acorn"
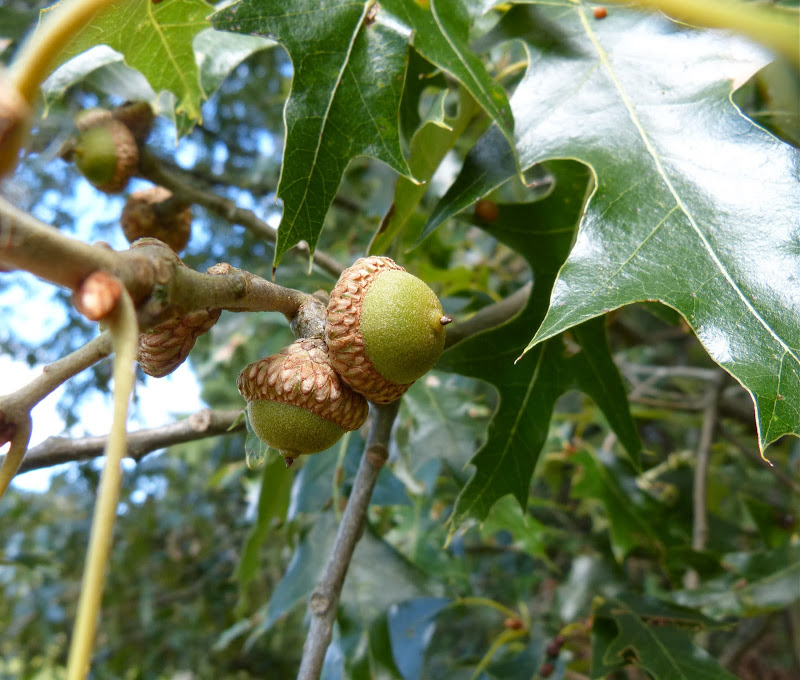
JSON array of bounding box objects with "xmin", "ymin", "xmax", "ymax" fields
[
  {"xmin": 121, "ymin": 186, "xmax": 192, "ymax": 253},
  {"xmin": 237, "ymin": 339, "xmax": 369, "ymax": 466},
  {"xmin": 73, "ymin": 117, "xmax": 138, "ymax": 193},
  {"xmin": 325, "ymin": 256, "xmax": 450, "ymax": 403}
]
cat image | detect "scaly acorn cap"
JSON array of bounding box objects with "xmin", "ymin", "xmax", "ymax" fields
[
  {"xmin": 138, "ymin": 307, "xmax": 222, "ymax": 378},
  {"xmin": 121, "ymin": 186, "xmax": 192, "ymax": 253},
  {"xmin": 325, "ymin": 256, "xmax": 449, "ymax": 403},
  {"xmin": 112, "ymin": 101, "xmax": 154, "ymax": 145},
  {"xmin": 237, "ymin": 339, "xmax": 369, "ymax": 432},
  {"xmin": 74, "ymin": 118, "xmax": 138, "ymax": 194},
  {"xmin": 138, "ymin": 262, "xmax": 226, "ymax": 377}
]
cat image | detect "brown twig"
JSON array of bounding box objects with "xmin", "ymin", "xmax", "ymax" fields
[
  {"xmin": 138, "ymin": 151, "xmax": 345, "ymax": 279},
  {"xmin": 297, "ymin": 400, "xmax": 400, "ymax": 680},
  {"xmin": 0, "ymin": 332, "xmax": 113, "ymax": 497},
  {"xmin": 685, "ymin": 370, "xmax": 726, "ymax": 590},
  {"xmin": 10, "ymin": 408, "xmax": 245, "ymax": 474},
  {"xmin": 444, "ymin": 282, "xmax": 531, "ymax": 349},
  {"xmin": 0, "ymin": 199, "xmax": 311, "ymax": 328}
]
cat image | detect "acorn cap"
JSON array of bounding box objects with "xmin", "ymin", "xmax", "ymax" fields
[
  {"xmin": 121, "ymin": 186, "xmax": 192, "ymax": 253},
  {"xmin": 237, "ymin": 338, "xmax": 369, "ymax": 432},
  {"xmin": 138, "ymin": 306, "xmax": 222, "ymax": 378},
  {"xmin": 74, "ymin": 118, "xmax": 138, "ymax": 193},
  {"xmin": 325, "ymin": 256, "xmax": 447, "ymax": 403},
  {"xmin": 112, "ymin": 101, "xmax": 154, "ymax": 145}
]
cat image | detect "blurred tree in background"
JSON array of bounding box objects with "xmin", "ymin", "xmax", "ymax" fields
[{"xmin": 1, "ymin": 1, "xmax": 799, "ymax": 679}]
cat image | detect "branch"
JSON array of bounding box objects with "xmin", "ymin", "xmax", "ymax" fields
[
  {"xmin": 0, "ymin": 198, "xmax": 311, "ymax": 327},
  {"xmin": 11, "ymin": 408, "xmax": 245, "ymax": 474},
  {"xmin": 0, "ymin": 333, "xmax": 113, "ymax": 498},
  {"xmin": 138, "ymin": 151, "xmax": 345, "ymax": 279},
  {"xmin": 685, "ymin": 370, "xmax": 726, "ymax": 590},
  {"xmin": 297, "ymin": 399, "xmax": 401, "ymax": 680},
  {"xmin": 443, "ymin": 282, "xmax": 531, "ymax": 349}
]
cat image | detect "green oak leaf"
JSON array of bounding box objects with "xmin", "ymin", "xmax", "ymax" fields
[
  {"xmin": 593, "ymin": 597, "xmax": 738, "ymax": 680},
  {"xmin": 439, "ymin": 160, "xmax": 641, "ymax": 526},
  {"xmin": 426, "ymin": 3, "xmax": 800, "ymax": 452},
  {"xmin": 380, "ymin": 0, "xmax": 514, "ymax": 146},
  {"xmin": 212, "ymin": 0, "xmax": 413, "ymax": 267},
  {"xmin": 571, "ymin": 448, "xmax": 662, "ymax": 562},
  {"xmin": 47, "ymin": 0, "xmax": 212, "ymax": 121}
]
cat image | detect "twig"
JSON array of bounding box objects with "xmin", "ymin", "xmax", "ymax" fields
[
  {"xmin": 297, "ymin": 399, "xmax": 401, "ymax": 680},
  {"xmin": 685, "ymin": 370, "xmax": 726, "ymax": 590},
  {"xmin": 138, "ymin": 151, "xmax": 345, "ymax": 279},
  {"xmin": 12, "ymin": 408, "xmax": 244, "ymax": 474},
  {"xmin": 0, "ymin": 198, "xmax": 311, "ymax": 327},
  {"xmin": 0, "ymin": 333, "xmax": 112, "ymax": 498},
  {"xmin": 444, "ymin": 282, "xmax": 531, "ymax": 349}
]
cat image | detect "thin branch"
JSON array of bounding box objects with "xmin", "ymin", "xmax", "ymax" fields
[
  {"xmin": 685, "ymin": 370, "xmax": 726, "ymax": 590},
  {"xmin": 138, "ymin": 151, "xmax": 345, "ymax": 279},
  {"xmin": 444, "ymin": 282, "xmax": 531, "ymax": 350},
  {"xmin": 0, "ymin": 198, "xmax": 311, "ymax": 327},
  {"xmin": 12, "ymin": 408, "xmax": 245, "ymax": 474},
  {"xmin": 0, "ymin": 333, "xmax": 113, "ymax": 498},
  {"xmin": 297, "ymin": 400, "xmax": 401, "ymax": 680}
]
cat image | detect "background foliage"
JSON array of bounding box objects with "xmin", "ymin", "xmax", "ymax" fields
[{"xmin": 1, "ymin": 0, "xmax": 799, "ymax": 678}]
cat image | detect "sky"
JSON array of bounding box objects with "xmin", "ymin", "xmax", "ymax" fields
[{"xmin": 1, "ymin": 351, "xmax": 205, "ymax": 492}]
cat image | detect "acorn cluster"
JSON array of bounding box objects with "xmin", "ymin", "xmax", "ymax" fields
[
  {"xmin": 237, "ymin": 256, "xmax": 450, "ymax": 466},
  {"xmin": 70, "ymin": 103, "xmax": 193, "ymax": 254}
]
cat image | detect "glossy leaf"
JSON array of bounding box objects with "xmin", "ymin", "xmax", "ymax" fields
[
  {"xmin": 380, "ymin": 0, "xmax": 514, "ymax": 146},
  {"xmin": 439, "ymin": 161, "xmax": 640, "ymax": 525},
  {"xmin": 593, "ymin": 597, "xmax": 738, "ymax": 680},
  {"xmin": 48, "ymin": 0, "xmax": 213, "ymax": 121},
  {"xmin": 427, "ymin": 3, "xmax": 800, "ymax": 451},
  {"xmin": 212, "ymin": 0, "xmax": 412, "ymax": 266}
]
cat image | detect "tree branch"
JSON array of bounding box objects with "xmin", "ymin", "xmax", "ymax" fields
[
  {"xmin": 138, "ymin": 151, "xmax": 345, "ymax": 279},
  {"xmin": 297, "ymin": 399, "xmax": 401, "ymax": 680},
  {"xmin": 9, "ymin": 408, "xmax": 245, "ymax": 474},
  {"xmin": 685, "ymin": 370, "xmax": 726, "ymax": 590},
  {"xmin": 443, "ymin": 282, "xmax": 531, "ymax": 350},
  {"xmin": 0, "ymin": 333, "xmax": 113, "ymax": 498},
  {"xmin": 0, "ymin": 198, "xmax": 311, "ymax": 328}
]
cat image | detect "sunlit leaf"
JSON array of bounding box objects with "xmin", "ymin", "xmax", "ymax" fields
[
  {"xmin": 47, "ymin": 0, "xmax": 213, "ymax": 121},
  {"xmin": 427, "ymin": 3, "xmax": 800, "ymax": 451},
  {"xmin": 212, "ymin": 0, "xmax": 412, "ymax": 266}
]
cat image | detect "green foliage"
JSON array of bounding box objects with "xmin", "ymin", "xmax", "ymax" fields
[{"xmin": 2, "ymin": 0, "xmax": 800, "ymax": 678}]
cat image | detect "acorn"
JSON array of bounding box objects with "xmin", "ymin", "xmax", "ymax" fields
[
  {"xmin": 73, "ymin": 117, "xmax": 138, "ymax": 193},
  {"xmin": 325, "ymin": 256, "xmax": 450, "ymax": 403},
  {"xmin": 237, "ymin": 339, "xmax": 369, "ymax": 465},
  {"xmin": 121, "ymin": 186, "xmax": 192, "ymax": 253},
  {"xmin": 138, "ymin": 306, "xmax": 222, "ymax": 378},
  {"xmin": 112, "ymin": 101, "xmax": 154, "ymax": 145}
]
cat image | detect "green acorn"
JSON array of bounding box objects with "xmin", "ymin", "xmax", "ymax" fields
[
  {"xmin": 74, "ymin": 118, "xmax": 138, "ymax": 194},
  {"xmin": 325, "ymin": 256, "xmax": 450, "ymax": 403},
  {"xmin": 237, "ymin": 339, "xmax": 369, "ymax": 466}
]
